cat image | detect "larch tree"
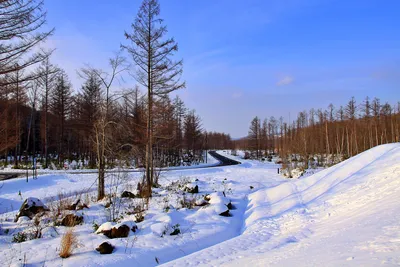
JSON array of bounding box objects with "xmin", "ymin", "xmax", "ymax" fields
[
  {"xmin": 36, "ymin": 57, "xmax": 60, "ymax": 168},
  {"xmin": 248, "ymin": 116, "xmax": 261, "ymax": 159},
  {"xmin": 173, "ymin": 95, "xmax": 186, "ymax": 159},
  {"xmin": 79, "ymin": 53, "xmax": 127, "ymax": 200},
  {"xmin": 0, "ymin": 0, "xmax": 54, "ymax": 83},
  {"xmin": 8, "ymin": 67, "xmax": 28, "ymax": 167},
  {"xmin": 122, "ymin": 0, "xmax": 185, "ymax": 197},
  {"xmin": 81, "ymin": 72, "xmax": 102, "ymax": 168},
  {"xmin": 51, "ymin": 71, "xmax": 72, "ymax": 167},
  {"xmin": 184, "ymin": 110, "xmax": 203, "ymax": 158},
  {"xmin": 0, "ymin": 75, "xmax": 18, "ymax": 163}
]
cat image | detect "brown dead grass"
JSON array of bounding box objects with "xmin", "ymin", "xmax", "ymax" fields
[{"xmin": 59, "ymin": 229, "xmax": 77, "ymax": 258}]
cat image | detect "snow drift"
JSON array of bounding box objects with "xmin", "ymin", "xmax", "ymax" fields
[{"xmin": 167, "ymin": 144, "xmax": 400, "ymax": 266}]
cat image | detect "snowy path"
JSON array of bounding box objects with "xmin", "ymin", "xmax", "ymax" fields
[{"xmin": 0, "ymin": 150, "xmax": 233, "ymax": 178}]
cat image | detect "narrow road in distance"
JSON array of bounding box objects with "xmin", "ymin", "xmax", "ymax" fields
[{"xmin": 0, "ymin": 151, "xmax": 241, "ymax": 179}]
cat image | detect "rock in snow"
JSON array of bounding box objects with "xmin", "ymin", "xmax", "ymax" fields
[
  {"xmin": 96, "ymin": 242, "xmax": 114, "ymax": 254},
  {"xmin": 61, "ymin": 214, "xmax": 83, "ymax": 227},
  {"xmin": 121, "ymin": 191, "xmax": 136, "ymax": 198},
  {"xmin": 96, "ymin": 221, "xmax": 137, "ymax": 238},
  {"xmin": 14, "ymin": 197, "xmax": 49, "ymax": 222},
  {"xmin": 184, "ymin": 183, "xmax": 199, "ymax": 193}
]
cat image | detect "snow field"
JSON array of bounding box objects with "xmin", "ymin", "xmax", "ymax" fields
[
  {"xmin": 166, "ymin": 144, "xmax": 400, "ymax": 266},
  {"xmin": 0, "ymin": 151, "xmax": 285, "ymax": 266},
  {"xmin": 1, "ymin": 145, "xmax": 400, "ymax": 266}
]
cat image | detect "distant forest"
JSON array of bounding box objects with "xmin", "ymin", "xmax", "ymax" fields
[
  {"xmin": 238, "ymin": 96, "xmax": 400, "ymax": 168},
  {"xmin": 0, "ymin": 78, "xmax": 232, "ymax": 169}
]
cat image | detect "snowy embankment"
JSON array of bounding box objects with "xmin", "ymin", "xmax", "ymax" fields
[{"xmin": 167, "ymin": 144, "xmax": 400, "ymax": 266}]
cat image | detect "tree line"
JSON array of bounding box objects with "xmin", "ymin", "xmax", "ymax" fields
[
  {"xmin": 239, "ymin": 96, "xmax": 400, "ymax": 170},
  {"xmin": 0, "ymin": 0, "xmax": 232, "ymax": 199}
]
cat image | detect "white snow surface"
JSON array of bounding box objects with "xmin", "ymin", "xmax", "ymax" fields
[
  {"xmin": 167, "ymin": 144, "xmax": 400, "ymax": 266},
  {"xmin": 0, "ymin": 145, "xmax": 399, "ymax": 266}
]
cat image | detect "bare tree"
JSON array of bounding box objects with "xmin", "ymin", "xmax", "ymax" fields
[
  {"xmin": 51, "ymin": 71, "xmax": 72, "ymax": 166},
  {"xmin": 0, "ymin": 75, "xmax": 18, "ymax": 161},
  {"xmin": 36, "ymin": 57, "xmax": 59, "ymax": 168},
  {"xmin": 8, "ymin": 67, "xmax": 28, "ymax": 167},
  {"xmin": 80, "ymin": 71, "xmax": 102, "ymax": 168},
  {"xmin": 122, "ymin": 0, "xmax": 185, "ymax": 197},
  {"xmin": 0, "ymin": 0, "xmax": 54, "ymax": 84},
  {"xmin": 79, "ymin": 53, "xmax": 127, "ymax": 200},
  {"xmin": 248, "ymin": 116, "xmax": 261, "ymax": 159}
]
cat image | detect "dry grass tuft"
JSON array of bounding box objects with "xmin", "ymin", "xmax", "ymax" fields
[{"xmin": 59, "ymin": 229, "xmax": 77, "ymax": 258}]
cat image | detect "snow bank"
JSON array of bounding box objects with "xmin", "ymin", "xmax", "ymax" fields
[{"xmin": 167, "ymin": 144, "xmax": 400, "ymax": 266}]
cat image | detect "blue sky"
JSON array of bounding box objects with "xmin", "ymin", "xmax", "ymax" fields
[{"xmin": 43, "ymin": 0, "xmax": 400, "ymax": 137}]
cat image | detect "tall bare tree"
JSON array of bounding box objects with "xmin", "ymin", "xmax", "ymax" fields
[
  {"xmin": 122, "ymin": 0, "xmax": 185, "ymax": 196},
  {"xmin": 8, "ymin": 67, "xmax": 28, "ymax": 167},
  {"xmin": 79, "ymin": 53, "xmax": 127, "ymax": 200},
  {"xmin": 51, "ymin": 71, "xmax": 72, "ymax": 166},
  {"xmin": 36, "ymin": 57, "xmax": 59, "ymax": 168},
  {"xmin": 248, "ymin": 116, "xmax": 261, "ymax": 159},
  {"xmin": 0, "ymin": 0, "xmax": 54, "ymax": 84}
]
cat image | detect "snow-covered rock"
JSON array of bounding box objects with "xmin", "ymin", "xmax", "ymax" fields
[
  {"xmin": 96, "ymin": 220, "xmax": 137, "ymax": 238},
  {"xmin": 96, "ymin": 222, "xmax": 113, "ymax": 234},
  {"xmin": 184, "ymin": 183, "xmax": 199, "ymax": 193},
  {"xmin": 16, "ymin": 216, "xmax": 31, "ymax": 224},
  {"xmin": 213, "ymin": 203, "xmax": 230, "ymax": 217},
  {"xmin": 151, "ymin": 222, "xmax": 170, "ymax": 237},
  {"xmin": 14, "ymin": 197, "xmax": 49, "ymax": 222},
  {"xmin": 207, "ymin": 192, "xmax": 231, "ymax": 207}
]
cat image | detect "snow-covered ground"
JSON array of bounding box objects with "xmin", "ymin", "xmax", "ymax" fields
[
  {"xmin": 0, "ymin": 145, "xmax": 400, "ymax": 266},
  {"xmin": 0, "ymin": 153, "xmax": 220, "ymax": 174},
  {"xmin": 168, "ymin": 144, "xmax": 400, "ymax": 266}
]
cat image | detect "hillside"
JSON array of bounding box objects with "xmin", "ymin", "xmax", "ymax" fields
[{"xmin": 166, "ymin": 144, "xmax": 400, "ymax": 266}]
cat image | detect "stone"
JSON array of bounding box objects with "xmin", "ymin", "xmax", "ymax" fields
[
  {"xmin": 195, "ymin": 199, "xmax": 209, "ymax": 207},
  {"xmin": 67, "ymin": 199, "xmax": 80, "ymax": 210},
  {"xmin": 121, "ymin": 191, "xmax": 136, "ymax": 198},
  {"xmin": 184, "ymin": 184, "xmax": 199, "ymax": 194},
  {"xmin": 14, "ymin": 197, "xmax": 49, "ymax": 222},
  {"xmin": 76, "ymin": 203, "xmax": 89, "ymax": 210},
  {"xmin": 16, "ymin": 216, "xmax": 31, "ymax": 223},
  {"xmin": 109, "ymin": 224, "xmax": 130, "ymax": 238},
  {"xmin": 170, "ymin": 228, "xmax": 180, "ymax": 236},
  {"xmin": 96, "ymin": 242, "xmax": 114, "ymax": 254},
  {"xmin": 219, "ymin": 210, "xmax": 231, "ymax": 217},
  {"xmin": 61, "ymin": 214, "xmax": 83, "ymax": 227},
  {"xmin": 226, "ymin": 201, "xmax": 235, "ymax": 210},
  {"xmin": 96, "ymin": 222, "xmax": 136, "ymax": 238}
]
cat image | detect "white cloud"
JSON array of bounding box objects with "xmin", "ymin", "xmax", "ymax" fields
[{"xmin": 277, "ymin": 76, "xmax": 294, "ymax": 86}]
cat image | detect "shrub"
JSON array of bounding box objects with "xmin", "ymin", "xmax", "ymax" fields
[
  {"xmin": 92, "ymin": 222, "xmax": 100, "ymax": 232},
  {"xmin": 179, "ymin": 195, "xmax": 196, "ymax": 209},
  {"xmin": 135, "ymin": 211, "xmax": 144, "ymax": 223},
  {"xmin": 59, "ymin": 229, "xmax": 77, "ymax": 258},
  {"xmin": 12, "ymin": 232, "xmax": 28, "ymax": 243}
]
